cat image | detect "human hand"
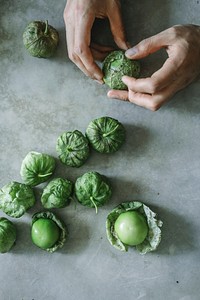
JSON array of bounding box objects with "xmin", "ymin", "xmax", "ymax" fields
[
  {"xmin": 63, "ymin": 0, "xmax": 128, "ymax": 83},
  {"xmin": 108, "ymin": 25, "xmax": 200, "ymax": 111}
]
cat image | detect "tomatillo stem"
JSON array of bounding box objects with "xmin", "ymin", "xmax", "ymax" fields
[
  {"xmin": 103, "ymin": 125, "xmax": 119, "ymax": 137},
  {"xmin": 44, "ymin": 20, "xmax": 48, "ymax": 35},
  {"xmin": 38, "ymin": 172, "xmax": 52, "ymax": 178},
  {"xmin": 90, "ymin": 196, "xmax": 98, "ymax": 214}
]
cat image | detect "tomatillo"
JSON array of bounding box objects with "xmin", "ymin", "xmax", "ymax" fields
[
  {"xmin": 31, "ymin": 218, "xmax": 60, "ymax": 249},
  {"xmin": 114, "ymin": 211, "xmax": 148, "ymax": 246}
]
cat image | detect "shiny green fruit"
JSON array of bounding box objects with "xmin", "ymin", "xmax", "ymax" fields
[
  {"xmin": 114, "ymin": 211, "xmax": 148, "ymax": 246},
  {"xmin": 31, "ymin": 218, "xmax": 60, "ymax": 249}
]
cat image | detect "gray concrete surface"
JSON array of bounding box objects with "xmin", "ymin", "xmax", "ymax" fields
[{"xmin": 1, "ymin": 0, "xmax": 200, "ymax": 299}]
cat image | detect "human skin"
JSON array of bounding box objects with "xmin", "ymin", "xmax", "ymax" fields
[
  {"xmin": 63, "ymin": 0, "xmax": 129, "ymax": 83},
  {"xmin": 108, "ymin": 25, "xmax": 200, "ymax": 111}
]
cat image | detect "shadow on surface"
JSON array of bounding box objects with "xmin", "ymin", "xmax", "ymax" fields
[
  {"xmin": 148, "ymin": 204, "xmax": 196, "ymax": 256},
  {"xmin": 167, "ymin": 78, "xmax": 200, "ymax": 114},
  {"xmin": 50, "ymin": 25, "xmax": 69, "ymax": 64},
  {"xmin": 124, "ymin": 123, "xmax": 153, "ymax": 156},
  {"xmin": 11, "ymin": 220, "xmax": 36, "ymax": 255},
  {"xmin": 11, "ymin": 207, "xmax": 90, "ymax": 255},
  {"xmin": 108, "ymin": 176, "xmax": 150, "ymax": 208},
  {"xmin": 77, "ymin": 123, "xmax": 153, "ymax": 171},
  {"xmin": 59, "ymin": 219, "xmax": 90, "ymax": 255}
]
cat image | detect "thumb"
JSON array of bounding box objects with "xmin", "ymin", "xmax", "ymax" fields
[{"xmin": 125, "ymin": 33, "xmax": 167, "ymax": 59}]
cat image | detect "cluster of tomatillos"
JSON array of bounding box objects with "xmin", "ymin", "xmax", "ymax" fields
[
  {"xmin": 0, "ymin": 116, "xmax": 162, "ymax": 255},
  {"xmin": 0, "ymin": 117, "xmax": 119, "ymax": 253},
  {"xmin": 23, "ymin": 21, "xmax": 141, "ymax": 90}
]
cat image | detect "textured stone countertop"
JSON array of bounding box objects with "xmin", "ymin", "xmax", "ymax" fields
[{"xmin": 1, "ymin": 1, "xmax": 200, "ymax": 299}]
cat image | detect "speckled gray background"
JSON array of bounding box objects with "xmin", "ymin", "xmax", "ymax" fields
[{"xmin": 0, "ymin": 1, "xmax": 200, "ymax": 300}]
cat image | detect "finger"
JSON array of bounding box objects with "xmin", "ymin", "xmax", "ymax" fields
[
  {"xmin": 125, "ymin": 29, "xmax": 171, "ymax": 59},
  {"xmin": 65, "ymin": 18, "xmax": 75, "ymax": 59},
  {"xmin": 127, "ymin": 91, "xmax": 166, "ymax": 111},
  {"xmin": 107, "ymin": 90, "xmax": 129, "ymax": 101},
  {"xmin": 90, "ymin": 47, "xmax": 110, "ymax": 61},
  {"xmin": 122, "ymin": 56, "xmax": 179, "ymax": 94},
  {"xmin": 108, "ymin": 89, "xmax": 165, "ymax": 111},
  {"xmin": 126, "ymin": 82, "xmax": 178, "ymax": 111},
  {"xmin": 90, "ymin": 42, "xmax": 114, "ymax": 53},
  {"xmin": 108, "ymin": 80, "xmax": 178, "ymax": 111},
  {"xmin": 107, "ymin": 2, "xmax": 128, "ymax": 50},
  {"xmin": 75, "ymin": 12, "xmax": 103, "ymax": 81},
  {"xmin": 90, "ymin": 43, "xmax": 114, "ymax": 61},
  {"xmin": 65, "ymin": 21, "xmax": 96, "ymax": 78}
]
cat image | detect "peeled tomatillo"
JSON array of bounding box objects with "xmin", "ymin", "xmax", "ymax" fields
[
  {"xmin": 31, "ymin": 218, "xmax": 60, "ymax": 249},
  {"xmin": 114, "ymin": 211, "xmax": 148, "ymax": 246}
]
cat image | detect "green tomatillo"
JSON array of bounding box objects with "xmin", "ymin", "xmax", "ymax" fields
[
  {"xmin": 102, "ymin": 50, "xmax": 140, "ymax": 90},
  {"xmin": 56, "ymin": 130, "xmax": 90, "ymax": 167},
  {"xmin": 114, "ymin": 211, "xmax": 148, "ymax": 246},
  {"xmin": 31, "ymin": 211, "xmax": 67, "ymax": 253},
  {"xmin": 31, "ymin": 218, "xmax": 60, "ymax": 249},
  {"xmin": 75, "ymin": 171, "xmax": 112, "ymax": 213},
  {"xmin": 20, "ymin": 151, "xmax": 56, "ymax": 186},
  {"xmin": 106, "ymin": 201, "xmax": 163, "ymax": 254},
  {"xmin": 23, "ymin": 20, "xmax": 59, "ymax": 58},
  {"xmin": 0, "ymin": 217, "xmax": 17, "ymax": 253},
  {"xmin": 0, "ymin": 181, "xmax": 36, "ymax": 218},
  {"xmin": 86, "ymin": 116, "xmax": 126, "ymax": 153}
]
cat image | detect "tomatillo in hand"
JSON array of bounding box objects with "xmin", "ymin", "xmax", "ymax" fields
[
  {"xmin": 31, "ymin": 218, "xmax": 60, "ymax": 249},
  {"xmin": 114, "ymin": 211, "xmax": 148, "ymax": 246}
]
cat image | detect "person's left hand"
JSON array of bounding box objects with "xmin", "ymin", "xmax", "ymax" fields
[{"xmin": 108, "ymin": 24, "xmax": 200, "ymax": 111}]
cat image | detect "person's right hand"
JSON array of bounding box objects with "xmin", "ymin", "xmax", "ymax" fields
[{"xmin": 63, "ymin": 0, "xmax": 128, "ymax": 83}]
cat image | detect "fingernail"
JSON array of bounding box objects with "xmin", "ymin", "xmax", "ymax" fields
[
  {"xmin": 107, "ymin": 91, "xmax": 116, "ymax": 98},
  {"xmin": 107, "ymin": 91, "xmax": 112, "ymax": 97},
  {"xmin": 94, "ymin": 73, "xmax": 104, "ymax": 82},
  {"xmin": 122, "ymin": 76, "xmax": 128, "ymax": 83},
  {"xmin": 125, "ymin": 47, "xmax": 137, "ymax": 58},
  {"xmin": 94, "ymin": 79, "xmax": 104, "ymax": 85}
]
